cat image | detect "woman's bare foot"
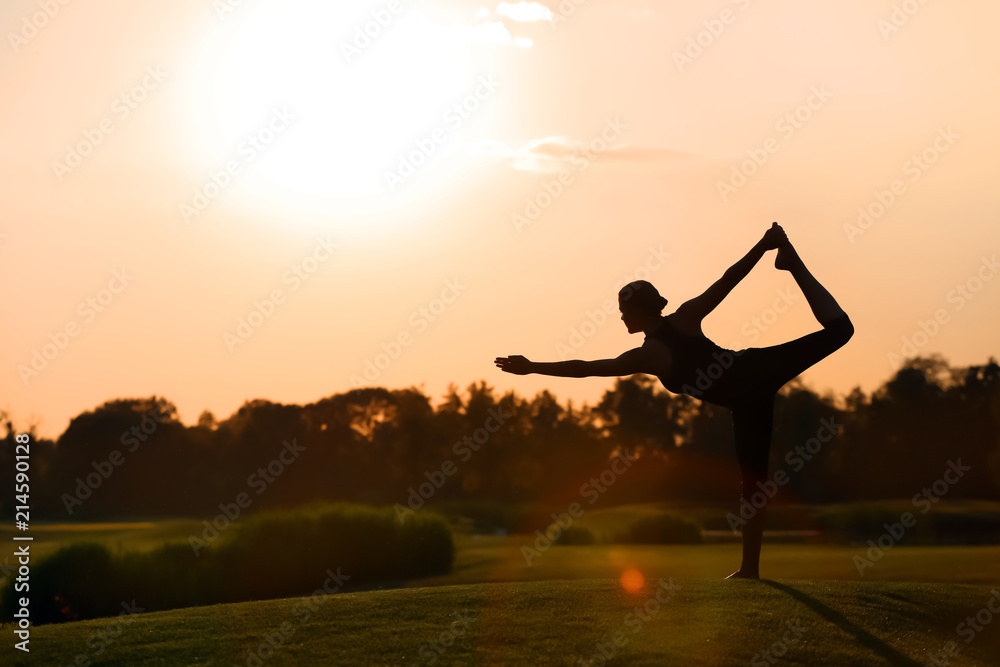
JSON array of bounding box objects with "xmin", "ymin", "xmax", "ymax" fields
[
  {"xmin": 726, "ymin": 570, "xmax": 760, "ymax": 580},
  {"xmin": 774, "ymin": 241, "xmax": 800, "ymax": 272}
]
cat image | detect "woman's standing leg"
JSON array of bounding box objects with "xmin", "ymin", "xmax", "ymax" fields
[
  {"xmin": 724, "ymin": 235, "xmax": 853, "ymax": 578},
  {"xmin": 727, "ymin": 395, "xmax": 776, "ymax": 579}
]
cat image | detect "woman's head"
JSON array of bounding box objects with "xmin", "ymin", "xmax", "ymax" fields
[{"xmin": 618, "ymin": 280, "xmax": 668, "ymax": 333}]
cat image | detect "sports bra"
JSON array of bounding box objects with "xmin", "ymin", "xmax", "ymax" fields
[{"xmin": 644, "ymin": 316, "xmax": 738, "ymax": 406}]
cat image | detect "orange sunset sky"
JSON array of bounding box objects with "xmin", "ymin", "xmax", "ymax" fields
[{"xmin": 3, "ymin": 0, "xmax": 999, "ymax": 439}]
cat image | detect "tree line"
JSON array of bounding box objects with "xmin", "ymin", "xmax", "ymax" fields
[{"xmin": 2, "ymin": 354, "xmax": 998, "ymax": 520}]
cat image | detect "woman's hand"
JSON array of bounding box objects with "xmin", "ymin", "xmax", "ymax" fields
[
  {"xmin": 760, "ymin": 222, "xmax": 787, "ymax": 250},
  {"xmin": 495, "ymin": 355, "xmax": 532, "ymax": 375}
]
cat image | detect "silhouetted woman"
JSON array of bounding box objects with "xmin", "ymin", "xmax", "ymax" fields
[{"xmin": 495, "ymin": 223, "xmax": 853, "ymax": 579}]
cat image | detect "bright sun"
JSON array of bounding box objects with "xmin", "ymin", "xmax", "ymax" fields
[{"xmin": 186, "ymin": 0, "xmax": 478, "ymax": 209}]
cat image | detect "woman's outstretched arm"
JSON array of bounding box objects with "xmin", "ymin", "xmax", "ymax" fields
[
  {"xmin": 676, "ymin": 222, "xmax": 787, "ymax": 324},
  {"xmin": 496, "ymin": 347, "xmax": 653, "ymax": 378}
]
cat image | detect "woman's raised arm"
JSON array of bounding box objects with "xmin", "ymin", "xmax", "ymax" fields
[{"xmin": 675, "ymin": 223, "xmax": 787, "ymax": 325}]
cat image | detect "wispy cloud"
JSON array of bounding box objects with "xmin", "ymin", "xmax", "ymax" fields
[
  {"xmin": 447, "ymin": 4, "xmax": 549, "ymax": 48},
  {"xmin": 470, "ymin": 136, "xmax": 688, "ymax": 172},
  {"xmin": 451, "ymin": 2, "xmax": 551, "ymax": 47}
]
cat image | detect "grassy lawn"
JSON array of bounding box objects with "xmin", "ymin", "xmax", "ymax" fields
[
  {"xmin": 427, "ymin": 534, "xmax": 1000, "ymax": 586},
  {"xmin": 3, "ymin": 507, "xmax": 999, "ymax": 665},
  {"xmin": 4, "ymin": 578, "xmax": 999, "ymax": 666}
]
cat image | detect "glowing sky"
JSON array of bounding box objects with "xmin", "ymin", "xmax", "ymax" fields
[{"xmin": 3, "ymin": 0, "xmax": 999, "ymax": 438}]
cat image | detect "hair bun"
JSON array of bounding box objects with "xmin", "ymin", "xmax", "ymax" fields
[{"xmin": 618, "ymin": 280, "xmax": 668, "ymax": 314}]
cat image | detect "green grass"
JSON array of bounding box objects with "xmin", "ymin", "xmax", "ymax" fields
[
  {"xmin": 4, "ymin": 578, "xmax": 999, "ymax": 666},
  {"xmin": 428, "ymin": 533, "xmax": 1000, "ymax": 586},
  {"xmin": 5, "ymin": 507, "xmax": 1000, "ymax": 665},
  {"xmin": 559, "ymin": 499, "xmax": 1000, "ymax": 540}
]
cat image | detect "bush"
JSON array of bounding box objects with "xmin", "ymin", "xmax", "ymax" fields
[
  {"xmin": 553, "ymin": 525, "xmax": 596, "ymax": 545},
  {"xmin": 929, "ymin": 512, "xmax": 1000, "ymax": 544},
  {"xmin": 216, "ymin": 503, "xmax": 454, "ymax": 600},
  {"xmin": 817, "ymin": 503, "xmax": 907, "ymax": 542},
  {"xmin": 12, "ymin": 543, "xmax": 117, "ymax": 624},
  {"xmin": 615, "ymin": 514, "xmax": 702, "ymax": 545},
  {"xmin": 429, "ymin": 500, "xmax": 534, "ymax": 534},
  {"xmin": 1, "ymin": 503, "xmax": 453, "ymax": 625},
  {"xmin": 817, "ymin": 503, "xmax": 1000, "ymax": 545}
]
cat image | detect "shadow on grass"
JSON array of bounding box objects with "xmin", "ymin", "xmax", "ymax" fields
[{"xmin": 761, "ymin": 580, "xmax": 921, "ymax": 667}]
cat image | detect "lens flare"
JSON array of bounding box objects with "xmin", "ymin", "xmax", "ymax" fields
[{"xmin": 620, "ymin": 568, "xmax": 645, "ymax": 593}]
